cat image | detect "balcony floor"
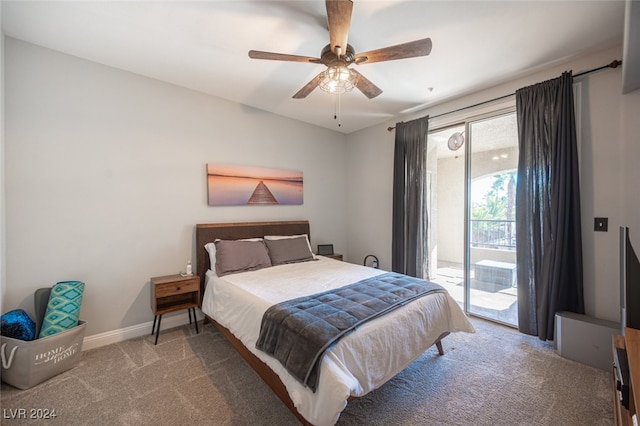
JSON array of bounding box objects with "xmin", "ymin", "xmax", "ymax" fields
[{"xmin": 432, "ymin": 262, "xmax": 518, "ymax": 327}]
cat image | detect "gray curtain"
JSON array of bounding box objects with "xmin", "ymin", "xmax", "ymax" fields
[
  {"xmin": 392, "ymin": 116, "xmax": 429, "ymax": 278},
  {"xmin": 515, "ymin": 72, "xmax": 584, "ymax": 341}
]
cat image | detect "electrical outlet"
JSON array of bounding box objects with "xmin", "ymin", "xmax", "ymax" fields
[{"xmin": 594, "ymin": 217, "xmax": 608, "ymax": 232}]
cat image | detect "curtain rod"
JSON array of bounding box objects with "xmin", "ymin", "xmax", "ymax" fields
[{"xmin": 387, "ymin": 59, "xmax": 622, "ymax": 132}]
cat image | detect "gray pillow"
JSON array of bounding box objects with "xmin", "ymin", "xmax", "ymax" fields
[
  {"xmin": 264, "ymin": 236, "xmax": 315, "ymax": 265},
  {"xmin": 215, "ymin": 240, "xmax": 272, "ymax": 277}
]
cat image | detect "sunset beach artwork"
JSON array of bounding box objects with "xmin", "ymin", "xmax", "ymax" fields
[{"xmin": 207, "ymin": 163, "xmax": 303, "ymax": 206}]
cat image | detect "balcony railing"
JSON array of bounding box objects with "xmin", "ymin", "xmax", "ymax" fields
[{"xmin": 471, "ymin": 219, "xmax": 516, "ymax": 250}]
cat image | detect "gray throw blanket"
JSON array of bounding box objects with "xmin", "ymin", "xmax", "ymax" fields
[{"xmin": 255, "ymin": 272, "xmax": 446, "ymax": 392}]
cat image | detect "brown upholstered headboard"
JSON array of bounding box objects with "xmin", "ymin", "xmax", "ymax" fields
[{"xmin": 195, "ymin": 220, "xmax": 311, "ymax": 297}]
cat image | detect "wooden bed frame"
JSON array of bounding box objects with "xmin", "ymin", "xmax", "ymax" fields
[{"xmin": 195, "ymin": 220, "xmax": 449, "ymax": 425}]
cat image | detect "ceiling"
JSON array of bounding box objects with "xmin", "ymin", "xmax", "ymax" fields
[{"xmin": 1, "ymin": 1, "xmax": 627, "ymax": 134}]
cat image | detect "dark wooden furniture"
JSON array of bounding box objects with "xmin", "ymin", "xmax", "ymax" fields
[
  {"xmin": 150, "ymin": 273, "xmax": 200, "ymax": 345},
  {"xmin": 195, "ymin": 220, "xmax": 449, "ymax": 425},
  {"xmin": 323, "ymin": 253, "xmax": 343, "ymax": 261},
  {"xmin": 613, "ymin": 327, "xmax": 639, "ymax": 426}
]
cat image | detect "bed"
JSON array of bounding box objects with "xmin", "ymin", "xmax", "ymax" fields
[{"xmin": 196, "ymin": 221, "xmax": 474, "ymax": 426}]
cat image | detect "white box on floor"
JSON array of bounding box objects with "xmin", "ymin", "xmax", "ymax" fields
[{"xmin": 554, "ymin": 312, "xmax": 619, "ymax": 371}]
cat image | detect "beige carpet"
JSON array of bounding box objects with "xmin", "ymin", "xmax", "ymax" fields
[{"xmin": 1, "ymin": 318, "xmax": 612, "ymax": 425}]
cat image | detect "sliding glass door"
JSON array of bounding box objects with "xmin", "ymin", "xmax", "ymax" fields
[
  {"xmin": 467, "ymin": 112, "xmax": 518, "ymax": 325},
  {"xmin": 427, "ymin": 110, "xmax": 519, "ymax": 327},
  {"xmin": 425, "ymin": 124, "xmax": 466, "ymax": 306}
]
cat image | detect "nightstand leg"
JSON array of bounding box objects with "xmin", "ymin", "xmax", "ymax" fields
[
  {"xmin": 193, "ymin": 308, "xmax": 199, "ymax": 334},
  {"xmin": 151, "ymin": 315, "xmax": 158, "ymax": 335},
  {"xmin": 188, "ymin": 308, "xmax": 193, "ymax": 325},
  {"xmin": 154, "ymin": 315, "xmax": 162, "ymax": 345}
]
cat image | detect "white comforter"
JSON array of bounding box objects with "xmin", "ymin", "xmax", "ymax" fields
[{"xmin": 201, "ymin": 256, "xmax": 474, "ymax": 426}]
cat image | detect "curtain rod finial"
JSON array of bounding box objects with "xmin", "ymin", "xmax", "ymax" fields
[
  {"xmin": 387, "ymin": 126, "xmax": 395, "ymax": 132},
  {"xmin": 609, "ymin": 60, "xmax": 622, "ymax": 69}
]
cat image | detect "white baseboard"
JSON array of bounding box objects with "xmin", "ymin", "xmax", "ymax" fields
[{"xmin": 81, "ymin": 311, "xmax": 204, "ymax": 351}]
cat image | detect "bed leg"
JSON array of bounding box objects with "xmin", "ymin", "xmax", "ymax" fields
[
  {"xmin": 434, "ymin": 331, "xmax": 450, "ymax": 355},
  {"xmin": 201, "ymin": 315, "xmax": 210, "ymax": 327}
]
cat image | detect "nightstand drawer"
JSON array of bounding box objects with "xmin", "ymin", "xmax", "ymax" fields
[{"xmin": 155, "ymin": 279, "xmax": 198, "ymax": 297}]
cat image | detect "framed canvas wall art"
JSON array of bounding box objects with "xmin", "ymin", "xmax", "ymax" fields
[{"xmin": 207, "ymin": 163, "xmax": 303, "ymax": 206}]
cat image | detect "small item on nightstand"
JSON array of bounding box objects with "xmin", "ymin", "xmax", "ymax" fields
[
  {"xmin": 317, "ymin": 244, "xmax": 334, "ymax": 256},
  {"xmin": 186, "ymin": 260, "xmax": 192, "ymax": 275}
]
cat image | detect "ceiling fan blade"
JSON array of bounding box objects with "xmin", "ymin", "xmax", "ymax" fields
[
  {"xmin": 249, "ymin": 50, "xmax": 321, "ymax": 64},
  {"xmin": 292, "ymin": 73, "xmax": 323, "ymax": 99},
  {"xmin": 326, "ymin": 0, "xmax": 353, "ymax": 56},
  {"xmin": 353, "ymin": 38, "xmax": 432, "ymax": 65},
  {"xmin": 352, "ymin": 69, "xmax": 382, "ymax": 99}
]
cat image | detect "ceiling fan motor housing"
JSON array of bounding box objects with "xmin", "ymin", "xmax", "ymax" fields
[{"xmin": 321, "ymin": 44, "xmax": 355, "ymax": 66}]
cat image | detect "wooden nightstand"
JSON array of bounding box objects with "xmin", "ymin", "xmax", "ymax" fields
[
  {"xmin": 324, "ymin": 253, "xmax": 343, "ymax": 261},
  {"xmin": 150, "ymin": 274, "xmax": 200, "ymax": 345}
]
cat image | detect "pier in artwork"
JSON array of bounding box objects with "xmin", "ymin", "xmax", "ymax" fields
[{"xmin": 247, "ymin": 181, "xmax": 278, "ymax": 204}]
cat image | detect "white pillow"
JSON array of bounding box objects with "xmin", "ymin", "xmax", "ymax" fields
[
  {"xmin": 205, "ymin": 238, "xmax": 263, "ymax": 276},
  {"xmin": 204, "ymin": 242, "xmax": 218, "ymax": 274},
  {"xmin": 264, "ymin": 234, "xmax": 316, "ymax": 259}
]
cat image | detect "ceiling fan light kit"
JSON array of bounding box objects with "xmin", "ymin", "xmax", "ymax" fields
[
  {"xmin": 318, "ymin": 65, "xmax": 358, "ymax": 94},
  {"xmin": 248, "ymin": 0, "xmax": 432, "ymax": 125}
]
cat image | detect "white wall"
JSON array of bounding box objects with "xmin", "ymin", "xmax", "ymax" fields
[
  {"xmin": 344, "ymin": 123, "xmax": 395, "ymax": 269},
  {"xmin": 4, "ymin": 38, "xmax": 347, "ymax": 337},
  {"xmin": 346, "ymin": 45, "xmax": 639, "ymax": 323}
]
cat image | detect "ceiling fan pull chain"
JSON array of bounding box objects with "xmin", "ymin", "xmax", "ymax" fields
[{"xmin": 337, "ymin": 93, "xmax": 342, "ymax": 127}]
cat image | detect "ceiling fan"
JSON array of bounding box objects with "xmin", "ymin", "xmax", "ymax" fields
[{"xmin": 248, "ymin": 0, "xmax": 432, "ymax": 99}]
